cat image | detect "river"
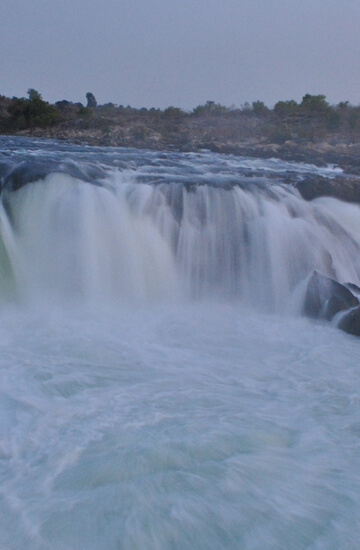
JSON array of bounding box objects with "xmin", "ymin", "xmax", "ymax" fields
[{"xmin": 0, "ymin": 137, "xmax": 359, "ymax": 549}]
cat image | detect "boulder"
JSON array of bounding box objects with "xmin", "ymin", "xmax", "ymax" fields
[
  {"xmin": 337, "ymin": 305, "xmax": 360, "ymax": 336},
  {"xmin": 4, "ymin": 160, "xmax": 106, "ymax": 191},
  {"xmin": 344, "ymin": 282, "xmax": 360, "ymax": 295},
  {"xmin": 303, "ymin": 271, "xmax": 359, "ymax": 320},
  {"xmin": 297, "ymin": 175, "xmax": 360, "ymax": 203}
]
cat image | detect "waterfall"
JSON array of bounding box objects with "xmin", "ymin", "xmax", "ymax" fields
[
  {"xmin": 1, "ymin": 167, "xmax": 360, "ymax": 311},
  {"xmin": 1, "ymin": 140, "xmax": 360, "ymax": 550}
]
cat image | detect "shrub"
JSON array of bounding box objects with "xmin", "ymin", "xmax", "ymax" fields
[
  {"xmin": 55, "ymin": 100, "xmax": 70, "ymax": 109},
  {"xmin": 269, "ymin": 126, "xmax": 292, "ymax": 144},
  {"xmin": 274, "ymin": 100, "xmax": 298, "ymax": 116},
  {"xmin": 326, "ymin": 110, "xmax": 341, "ymax": 130},
  {"xmin": 348, "ymin": 110, "xmax": 360, "ymax": 131},
  {"xmin": 132, "ymin": 125, "xmax": 149, "ymax": 139},
  {"xmin": 193, "ymin": 101, "xmax": 227, "ymax": 116},
  {"xmin": 77, "ymin": 106, "xmax": 93, "ymax": 118}
]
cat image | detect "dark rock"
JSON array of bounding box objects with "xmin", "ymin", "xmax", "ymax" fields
[
  {"xmin": 337, "ymin": 305, "xmax": 360, "ymax": 336},
  {"xmin": 297, "ymin": 175, "xmax": 360, "ymax": 203},
  {"xmin": 303, "ymin": 271, "xmax": 359, "ymax": 320},
  {"xmin": 4, "ymin": 160, "xmax": 106, "ymax": 191},
  {"xmin": 339, "ymin": 165, "xmax": 360, "ymax": 176},
  {"xmin": 4, "ymin": 160, "xmax": 50, "ymax": 190},
  {"xmin": 344, "ymin": 282, "xmax": 360, "ymax": 295}
]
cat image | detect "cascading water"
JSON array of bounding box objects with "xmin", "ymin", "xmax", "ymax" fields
[
  {"xmin": 0, "ymin": 137, "xmax": 359, "ymax": 550},
  {"xmin": 1, "ymin": 159, "xmax": 360, "ymax": 311}
]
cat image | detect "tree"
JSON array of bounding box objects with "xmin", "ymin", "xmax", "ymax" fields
[
  {"xmin": 7, "ymin": 98, "xmax": 28, "ymax": 129},
  {"xmin": 163, "ymin": 106, "xmax": 185, "ymax": 118},
  {"xmin": 7, "ymin": 90, "xmax": 59, "ymax": 129},
  {"xmin": 27, "ymin": 88, "xmax": 42, "ymax": 101},
  {"xmin": 193, "ymin": 100, "xmax": 227, "ymax": 116},
  {"xmin": 274, "ymin": 100, "xmax": 298, "ymax": 116},
  {"xmin": 252, "ymin": 100, "xmax": 269, "ymax": 115},
  {"xmin": 241, "ymin": 102, "xmax": 251, "ymax": 112},
  {"xmin": 301, "ymin": 94, "xmax": 329, "ymax": 114},
  {"xmin": 55, "ymin": 100, "xmax": 70, "ymax": 109},
  {"xmin": 337, "ymin": 101, "xmax": 349, "ymax": 111},
  {"xmin": 86, "ymin": 92, "xmax": 97, "ymax": 108}
]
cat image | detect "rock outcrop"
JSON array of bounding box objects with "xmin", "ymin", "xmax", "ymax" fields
[
  {"xmin": 303, "ymin": 271, "xmax": 359, "ymax": 320},
  {"xmin": 337, "ymin": 306, "xmax": 360, "ymax": 336},
  {"xmin": 3, "ymin": 160, "xmax": 107, "ymax": 192},
  {"xmin": 297, "ymin": 175, "xmax": 360, "ymax": 203}
]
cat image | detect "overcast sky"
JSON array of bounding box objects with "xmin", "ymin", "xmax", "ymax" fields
[{"xmin": 1, "ymin": 0, "xmax": 360, "ymax": 110}]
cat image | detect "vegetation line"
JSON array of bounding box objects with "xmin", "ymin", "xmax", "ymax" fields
[{"xmin": 2, "ymin": 90, "xmax": 360, "ymax": 170}]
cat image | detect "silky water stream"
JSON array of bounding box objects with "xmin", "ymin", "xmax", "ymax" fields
[{"xmin": 0, "ymin": 137, "xmax": 359, "ymax": 549}]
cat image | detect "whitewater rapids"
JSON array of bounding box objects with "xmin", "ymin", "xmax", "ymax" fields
[{"xmin": 0, "ymin": 137, "xmax": 359, "ymax": 549}]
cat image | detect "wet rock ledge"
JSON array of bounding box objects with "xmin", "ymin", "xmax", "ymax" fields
[
  {"xmin": 303, "ymin": 271, "xmax": 360, "ymax": 337},
  {"xmin": 296, "ymin": 175, "xmax": 360, "ymax": 203}
]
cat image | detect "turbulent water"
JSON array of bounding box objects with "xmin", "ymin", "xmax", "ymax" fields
[{"xmin": 0, "ymin": 136, "xmax": 359, "ymax": 549}]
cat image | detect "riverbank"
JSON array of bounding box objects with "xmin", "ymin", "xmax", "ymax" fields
[
  {"xmin": 8, "ymin": 120, "xmax": 360, "ymax": 203},
  {"xmin": 4, "ymin": 90, "xmax": 360, "ymax": 202},
  {"xmin": 2, "ymin": 92, "xmax": 360, "ymax": 174},
  {"xmin": 11, "ymin": 119, "xmax": 360, "ymax": 176}
]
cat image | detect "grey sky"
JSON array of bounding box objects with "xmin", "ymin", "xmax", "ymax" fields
[{"xmin": 1, "ymin": 0, "xmax": 360, "ymax": 109}]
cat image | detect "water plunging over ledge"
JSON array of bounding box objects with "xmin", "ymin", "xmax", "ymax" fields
[{"xmin": 0, "ymin": 137, "xmax": 359, "ymax": 550}]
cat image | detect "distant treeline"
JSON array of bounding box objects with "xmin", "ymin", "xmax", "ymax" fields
[{"xmin": 1, "ymin": 89, "xmax": 360, "ymax": 145}]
